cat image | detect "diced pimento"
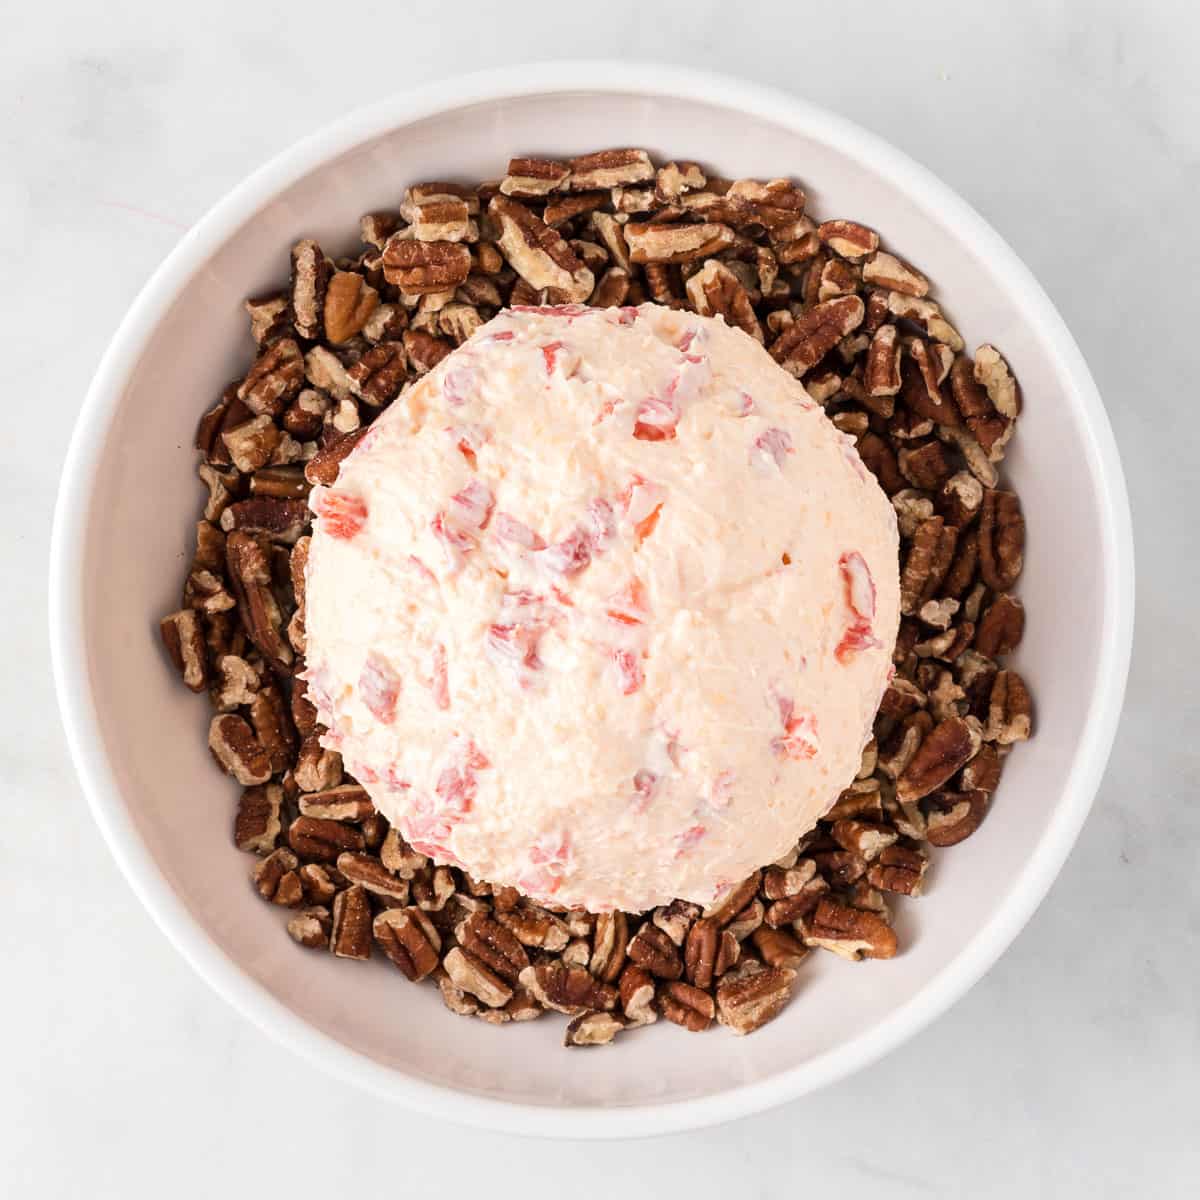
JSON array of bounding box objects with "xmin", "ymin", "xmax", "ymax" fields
[
  {"xmin": 611, "ymin": 648, "xmax": 644, "ymax": 695},
  {"xmin": 518, "ymin": 828, "xmax": 571, "ymax": 897},
  {"xmin": 839, "ymin": 550, "xmax": 876, "ymax": 620},
  {"xmin": 450, "ymin": 478, "xmax": 494, "ymax": 530},
  {"xmin": 771, "ymin": 700, "xmax": 820, "ymax": 761},
  {"xmin": 493, "ymin": 511, "xmax": 546, "ymax": 550},
  {"xmin": 428, "ymin": 642, "xmax": 450, "ymax": 710},
  {"xmin": 446, "ymin": 422, "xmax": 488, "ymax": 468},
  {"xmin": 434, "ymin": 736, "xmax": 490, "ymax": 815},
  {"xmin": 442, "ymin": 365, "xmax": 476, "ymax": 407},
  {"xmin": 737, "ymin": 391, "xmax": 755, "ymax": 416},
  {"xmin": 633, "ymin": 394, "xmax": 681, "ymax": 441},
  {"xmin": 534, "ymin": 528, "xmax": 592, "ymax": 576},
  {"xmin": 606, "ymin": 577, "xmax": 649, "ymax": 625},
  {"xmin": 315, "ymin": 489, "xmax": 368, "ymax": 540},
  {"xmin": 753, "ymin": 427, "xmax": 794, "ymax": 470},
  {"xmin": 486, "ymin": 595, "xmax": 548, "ymax": 681},
  {"xmin": 621, "ymin": 476, "xmax": 666, "ymax": 544},
  {"xmin": 674, "ymin": 824, "xmax": 707, "ymax": 857},
  {"xmin": 511, "ymin": 303, "xmax": 587, "ymax": 319},
  {"xmin": 632, "ymin": 769, "xmax": 658, "ymax": 814},
  {"xmin": 402, "ymin": 793, "xmax": 463, "ymax": 865},
  {"xmin": 541, "ymin": 340, "xmax": 580, "ymax": 376},
  {"xmin": 585, "ymin": 498, "xmax": 617, "ymax": 551},
  {"xmin": 476, "ymin": 330, "xmax": 514, "ymax": 344},
  {"xmin": 835, "ymin": 621, "xmax": 881, "ymax": 662},
  {"xmin": 676, "ymin": 328, "xmax": 698, "ymax": 353},
  {"xmin": 431, "ymin": 511, "xmax": 476, "ymax": 568},
  {"xmin": 358, "ymin": 650, "xmax": 401, "ymax": 724},
  {"xmin": 606, "ymin": 306, "xmax": 639, "ymax": 326}
]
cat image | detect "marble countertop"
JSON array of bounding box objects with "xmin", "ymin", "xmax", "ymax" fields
[{"xmin": 4, "ymin": 0, "xmax": 1196, "ymax": 1195}]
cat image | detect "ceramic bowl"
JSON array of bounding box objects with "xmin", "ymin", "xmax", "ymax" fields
[{"xmin": 50, "ymin": 63, "xmax": 1134, "ymax": 1137}]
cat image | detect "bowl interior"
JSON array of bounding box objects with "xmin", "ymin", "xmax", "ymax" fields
[{"xmin": 71, "ymin": 84, "xmax": 1115, "ymax": 1117}]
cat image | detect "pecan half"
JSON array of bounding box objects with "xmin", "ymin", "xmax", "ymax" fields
[
  {"xmin": 770, "ymin": 295, "xmax": 865, "ymax": 377},
  {"xmin": 324, "ymin": 271, "xmax": 379, "ymax": 344},
  {"xmin": 234, "ymin": 783, "xmax": 282, "ymax": 854},
  {"xmin": 896, "ymin": 716, "xmax": 976, "ymax": 803},
  {"xmin": 715, "ymin": 965, "xmax": 796, "ymax": 1035},
  {"xmin": 330, "ymin": 885, "xmax": 372, "ymax": 960},
  {"xmin": 160, "ymin": 609, "xmax": 207, "ymax": 692},
  {"xmin": 518, "ymin": 962, "xmax": 617, "ymax": 1015},
  {"xmin": 801, "ymin": 899, "xmax": 897, "ymax": 960},
  {"xmin": 287, "ymin": 815, "xmax": 364, "ymax": 863},
  {"xmin": 925, "ymin": 789, "xmax": 990, "ymax": 847},
  {"xmin": 975, "ymin": 593, "xmax": 1025, "ymax": 657},
  {"xmin": 298, "ymin": 785, "xmax": 373, "ymax": 822},
  {"xmin": 658, "ymin": 981, "xmax": 715, "ymax": 1032},
  {"xmin": 381, "ymin": 237, "xmax": 471, "ymax": 294},
  {"xmin": 683, "ymin": 918, "xmax": 739, "ymax": 990},
  {"xmin": 568, "ymin": 148, "xmax": 654, "ymax": 190},
  {"xmin": 373, "ymin": 907, "xmax": 441, "ymax": 980},
  {"xmin": 986, "ymin": 669, "xmax": 1033, "ymax": 744},
  {"xmin": 589, "ymin": 911, "xmax": 628, "ymax": 983},
  {"xmin": 684, "ymin": 259, "xmax": 762, "ymax": 342},
  {"xmin": 627, "ymin": 923, "xmax": 684, "ymax": 980},
  {"xmin": 458, "ymin": 910, "xmax": 530, "ymax": 984},
  {"xmin": 817, "ymin": 219, "xmax": 879, "ymax": 259},
  {"xmin": 208, "ymin": 714, "xmax": 270, "ymax": 786},
  {"xmin": 862, "ymin": 251, "xmax": 929, "ymax": 296},
  {"xmin": 334, "ymin": 851, "xmax": 409, "ymax": 901},
  {"xmin": 978, "ymin": 489, "xmax": 1025, "ymax": 590},
  {"xmin": 865, "ymin": 843, "xmax": 930, "ymax": 895},
  {"xmin": 624, "ymin": 221, "xmax": 735, "ymax": 266},
  {"xmin": 443, "ymin": 947, "xmax": 513, "ymax": 1008},
  {"xmin": 346, "ymin": 341, "xmax": 407, "ymax": 406},
  {"xmin": 488, "ymin": 195, "xmax": 594, "ymax": 301}
]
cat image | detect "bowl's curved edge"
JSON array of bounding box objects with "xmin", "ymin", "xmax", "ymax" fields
[{"xmin": 49, "ymin": 61, "xmax": 1135, "ymax": 1139}]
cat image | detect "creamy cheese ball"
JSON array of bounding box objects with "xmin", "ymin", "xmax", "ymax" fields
[{"xmin": 302, "ymin": 303, "xmax": 900, "ymax": 913}]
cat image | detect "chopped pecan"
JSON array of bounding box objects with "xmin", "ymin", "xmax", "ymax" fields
[
  {"xmin": 437, "ymin": 302, "xmax": 483, "ymax": 345},
  {"xmin": 896, "ymin": 716, "xmax": 976, "ymax": 802},
  {"xmin": 683, "ymin": 918, "xmax": 738, "ymax": 990},
  {"xmin": 457, "ymin": 910, "xmax": 530, "ymax": 984},
  {"xmin": 961, "ymin": 743, "xmax": 1004, "ymax": 794},
  {"xmin": 684, "ymin": 259, "xmax": 762, "ymax": 342},
  {"xmin": 625, "ymin": 220, "xmax": 734, "ymax": 265},
  {"xmin": 817, "ymin": 257, "xmax": 862, "ymax": 301},
  {"xmin": 238, "ymin": 339, "xmax": 304, "ymax": 418},
  {"xmin": 402, "ymin": 328, "xmax": 453, "ymax": 375},
  {"xmin": 287, "ymin": 906, "xmax": 331, "ymax": 949},
  {"xmin": 652, "ymin": 899, "xmax": 702, "ymax": 946},
  {"xmin": 763, "ymin": 873, "xmax": 828, "ymax": 927},
  {"xmin": 224, "ymin": 531, "xmax": 291, "ymax": 667},
  {"xmin": 715, "ymin": 965, "xmax": 796, "ymax": 1035},
  {"xmin": 818, "ymin": 219, "xmax": 879, "ymax": 259},
  {"xmin": 287, "ymin": 815, "xmax": 364, "ymax": 863},
  {"xmin": 330, "ymin": 885, "xmax": 372, "ymax": 960},
  {"xmin": 495, "ymin": 903, "xmax": 570, "ymax": 951},
  {"xmin": 244, "ymin": 292, "xmax": 291, "ymax": 344},
  {"xmin": 249, "ymin": 464, "xmax": 311, "ymax": 500},
  {"xmin": 590, "ymin": 266, "xmax": 630, "ymax": 308},
  {"xmin": 222, "ymin": 415, "xmax": 280, "ymax": 474},
  {"xmin": 298, "ymin": 863, "xmax": 342, "ymax": 905},
  {"xmin": 219, "ymin": 497, "xmax": 308, "ymax": 544},
  {"xmin": 373, "ymin": 907, "xmax": 441, "ymax": 981},
  {"xmin": 986, "ymin": 669, "xmax": 1032, "ymax": 744},
  {"xmin": 978, "ymin": 489, "xmax": 1025, "ymax": 590},
  {"xmin": 399, "ymin": 193, "xmax": 476, "ymax": 243},
  {"xmin": 974, "ymin": 344, "xmax": 1020, "ymax": 418},
  {"xmin": 411, "ymin": 865, "xmax": 456, "ymax": 911},
  {"xmin": 940, "ymin": 470, "xmax": 984, "ymax": 527},
  {"xmin": 569, "ymin": 148, "xmax": 653, "ymax": 190},
  {"xmin": 289, "ymin": 240, "xmax": 333, "ymax": 340},
  {"xmin": 762, "ymin": 859, "xmax": 819, "ymax": 900},
  {"xmin": 499, "ymin": 156, "xmax": 571, "ymax": 198},
  {"xmin": 856, "ymin": 432, "xmax": 905, "ymax": 494},
  {"xmin": 658, "ymin": 981, "xmax": 715, "ymax": 1031},
  {"xmin": 801, "ymin": 899, "xmax": 897, "ymax": 960},
  {"xmin": 656, "ymin": 161, "xmax": 706, "ymax": 202},
  {"xmin": 770, "ymin": 295, "xmax": 864, "ymax": 377},
  {"xmin": 750, "ymin": 927, "xmax": 808, "ymax": 969},
  {"xmin": 589, "ymin": 912, "xmax": 628, "ymax": 983},
  {"xmin": 297, "ymin": 785, "xmax": 372, "ymax": 822},
  {"xmin": 627, "ymin": 923, "xmax": 684, "ymax": 980},
  {"xmin": 865, "ymin": 323, "xmax": 902, "ymax": 398},
  {"xmin": 234, "ymin": 782, "xmax": 282, "ymax": 854},
  {"xmin": 488, "ymin": 194, "xmax": 594, "ymax": 301},
  {"xmin": 248, "ymin": 683, "xmax": 294, "ymax": 775},
  {"xmin": 887, "ymin": 292, "xmax": 963, "ymax": 351},
  {"xmin": 900, "ymin": 517, "xmax": 957, "ymax": 615},
  {"xmin": 863, "ymin": 251, "xmax": 929, "ymax": 296},
  {"xmin": 332, "ymin": 851, "xmax": 407, "ymax": 901},
  {"xmin": 381, "ymin": 237, "xmax": 471, "ymax": 294},
  {"xmin": 208, "ymin": 713, "xmax": 270, "ymax": 786},
  {"xmin": 825, "ymin": 778, "xmax": 885, "ymax": 822},
  {"xmin": 252, "ymin": 847, "xmax": 300, "ymax": 904},
  {"xmin": 345, "ymin": 341, "xmax": 407, "ymax": 407},
  {"xmin": 542, "ymin": 191, "xmax": 607, "ymax": 226},
  {"xmin": 830, "ymin": 819, "xmax": 899, "ymax": 862},
  {"xmin": 518, "ymin": 961, "xmax": 617, "ymax": 1015},
  {"xmin": 865, "ymin": 843, "xmax": 930, "ymax": 895},
  {"xmin": 617, "ymin": 963, "xmax": 658, "ymax": 1026},
  {"xmin": 160, "ymin": 609, "xmax": 207, "ymax": 692},
  {"xmin": 564, "ymin": 1011, "xmax": 626, "ymax": 1046},
  {"xmin": 703, "ymin": 872, "xmax": 763, "ymax": 926},
  {"xmin": 975, "ymin": 593, "xmax": 1025, "ymax": 657},
  {"xmin": 726, "ymin": 899, "xmax": 766, "ymax": 942},
  {"xmin": 323, "ymin": 271, "xmax": 379, "ymax": 344},
  {"xmin": 304, "ymin": 428, "xmax": 367, "ymax": 487},
  {"xmin": 443, "ymin": 946, "xmax": 513, "ymax": 1008}
]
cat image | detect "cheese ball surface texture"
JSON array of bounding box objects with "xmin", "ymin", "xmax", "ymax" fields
[{"xmin": 303, "ymin": 304, "xmax": 900, "ymax": 912}]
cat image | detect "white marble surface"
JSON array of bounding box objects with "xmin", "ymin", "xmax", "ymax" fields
[{"xmin": 4, "ymin": 0, "xmax": 1197, "ymax": 1194}]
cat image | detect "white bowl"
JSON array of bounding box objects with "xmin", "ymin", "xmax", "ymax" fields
[{"xmin": 50, "ymin": 63, "xmax": 1134, "ymax": 1137}]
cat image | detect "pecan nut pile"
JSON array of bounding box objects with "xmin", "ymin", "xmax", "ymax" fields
[{"xmin": 159, "ymin": 148, "xmax": 1032, "ymax": 1044}]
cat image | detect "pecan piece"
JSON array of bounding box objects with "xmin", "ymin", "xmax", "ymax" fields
[
  {"xmin": 862, "ymin": 251, "xmax": 929, "ymax": 297},
  {"xmin": 750, "ymin": 927, "xmax": 808, "ymax": 970},
  {"xmin": 590, "ymin": 266, "xmax": 630, "ymax": 308},
  {"xmin": 287, "ymin": 815, "xmax": 364, "ymax": 863},
  {"xmin": 617, "ymin": 963, "xmax": 658, "ymax": 1027},
  {"xmin": 865, "ymin": 323, "xmax": 902, "ymax": 399},
  {"xmin": 293, "ymin": 732, "xmax": 341, "ymax": 792},
  {"xmin": 225, "ymin": 531, "xmax": 291, "ymax": 667},
  {"xmin": 683, "ymin": 918, "xmax": 739, "ymax": 990},
  {"xmin": 402, "ymin": 328, "xmax": 453, "ymax": 375},
  {"xmin": 589, "ymin": 912, "xmax": 628, "ymax": 984},
  {"xmin": 290, "ymin": 240, "xmax": 333, "ymax": 340},
  {"xmin": 222, "ymin": 415, "xmax": 280, "ymax": 474},
  {"xmin": 986, "ymin": 669, "xmax": 1033, "ymax": 744},
  {"xmin": 568, "ymin": 148, "xmax": 654, "ymax": 190},
  {"xmin": 330, "ymin": 885, "xmax": 372, "ymax": 960},
  {"xmin": 684, "ymin": 259, "xmax": 762, "ymax": 342},
  {"xmin": 770, "ymin": 296, "xmax": 865, "ymax": 377},
  {"xmin": 234, "ymin": 783, "xmax": 282, "ymax": 854},
  {"xmin": 652, "ymin": 899, "xmax": 702, "ymax": 946},
  {"xmin": 399, "ymin": 190, "xmax": 476, "ymax": 242},
  {"xmin": 500, "ymin": 156, "xmax": 571, "ymax": 197},
  {"xmin": 443, "ymin": 946, "xmax": 513, "ymax": 1008},
  {"xmin": 457, "ymin": 910, "xmax": 530, "ymax": 985},
  {"xmin": 655, "ymin": 160, "xmax": 706, "ymax": 202},
  {"xmin": 334, "ymin": 851, "xmax": 409, "ymax": 901},
  {"xmin": 830, "ymin": 819, "xmax": 899, "ymax": 862},
  {"xmin": 817, "ymin": 219, "xmax": 879, "ymax": 259},
  {"xmin": 244, "ymin": 292, "xmax": 291, "ymax": 344},
  {"xmin": 961, "ymin": 743, "xmax": 1005, "ymax": 794},
  {"xmin": 219, "ymin": 497, "xmax": 309, "ymax": 544},
  {"xmin": 495, "ymin": 903, "xmax": 570, "ymax": 952},
  {"xmin": 625, "ymin": 221, "xmax": 734, "ymax": 265},
  {"xmin": 287, "ymin": 906, "xmax": 331, "ymax": 949},
  {"xmin": 627, "ymin": 923, "xmax": 684, "ymax": 979},
  {"xmin": 298, "ymin": 785, "xmax": 373, "ymax": 822},
  {"xmin": 978, "ymin": 489, "xmax": 1025, "ymax": 590},
  {"xmin": 379, "ymin": 828, "xmax": 428, "ymax": 878},
  {"xmin": 703, "ymin": 872, "xmax": 763, "ymax": 926},
  {"xmin": 975, "ymin": 593, "xmax": 1025, "ymax": 657},
  {"xmin": 381, "ymin": 237, "xmax": 471, "ymax": 294},
  {"xmin": 900, "ymin": 517, "xmax": 958, "ymax": 615},
  {"xmin": 489, "ymin": 194, "xmax": 594, "ymax": 301},
  {"xmin": 252, "ymin": 847, "xmax": 300, "ymax": 905},
  {"xmin": 373, "ymin": 907, "xmax": 441, "ymax": 981},
  {"xmin": 801, "ymin": 899, "xmax": 897, "ymax": 960},
  {"xmin": 887, "ymin": 292, "xmax": 964, "ymax": 351},
  {"xmin": 865, "ymin": 843, "xmax": 930, "ymax": 895},
  {"xmin": 304, "ymin": 428, "xmax": 367, "ymax": 486},
  {"xmin": 940, "ymin": 470, "xmax": 984, "ymax": 528},
  {"xmin": 248, "ymin": 683, "xmax": 294, "ymax": 775},
  {"xmin": 974, "ymin": 344, "xmax": 1020, "ymax": 418},
  {"xmin": 589, "ymin": 211, "xmax": 631, "ymax": 272},
  {"xmin": 323, "ymin": 270, "xmax": 379, "ymax": 344},
  {"xmin": 564, "ymin": 1011, "xmax": 626, "ymax": 1047},
  {"xmin": 896, "ymin": 716, "xmax": 976, "ymax": 803},
  {"xmin": 238, "ymin": 338, "xmax": 304, "ymax": 417},
  {"xmin": 726, "ymin": 899, "xmax": 766, "ymax": 942},
  {"xmin": 658, "ymin": 981, "xmax": 715, "ymax": 1032},
  {"xmin": 208, "ymin": 713, "xmax": 270, "ymax": 786},
  {"xmin": 715, "ymin": 965, "xmax": 797, "ymax": 1035},
  {"xmin": 159, "ymin": 609, "xmax": 207, "ymax": 692},
  {"xmin": 346, "ymin": 341, "xmax": 407, "ymax": 406},
  {"xmin": 518, "ymin": 962, "xmax": 617, "ymax": 1015}
]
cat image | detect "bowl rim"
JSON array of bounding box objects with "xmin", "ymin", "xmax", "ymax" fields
[{"xmin": 49, "ymin": 60, "xmax": 1135, "ymax": 1139}]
